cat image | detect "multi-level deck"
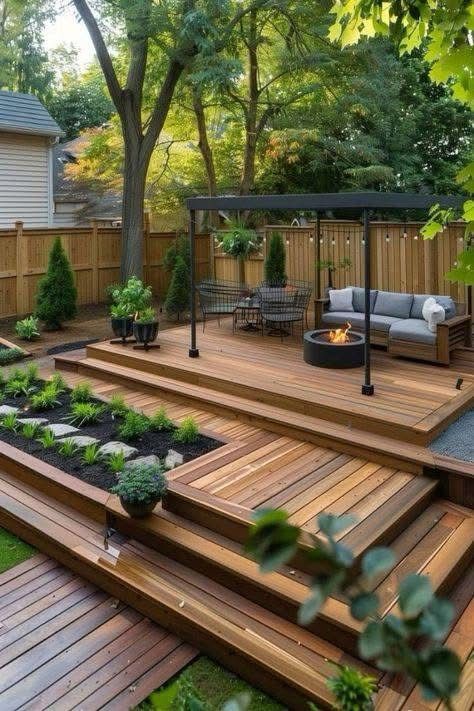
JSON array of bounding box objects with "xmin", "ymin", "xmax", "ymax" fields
[{"xmin": 0, "ymin": 322, "xmax": 472, "ymax": 709}]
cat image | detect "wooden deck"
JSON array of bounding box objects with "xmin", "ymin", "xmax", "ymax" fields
[
  {"xmin": 0, "ymin": 554, "xmax": 196, "ymax": 710},
  {"xmin": 85, "ymin": 322, "xmax": 474, "ymax": 445}
]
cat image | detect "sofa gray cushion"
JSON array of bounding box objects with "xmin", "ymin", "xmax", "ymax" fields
[
  {"xmin": 322, "ymin": 311, "xmax": 403, "ymax": 333},
  {"xmin": 389, "ymin": 318, "xmax": 437, "ymax": 345},
  {"xmin": 374, "ymin": 290, "xmax": 413, "ymax": 319},
  {"xmin": 328, "ymin": 287, "xmax": 354, "ymax": 312},
  {"xmin": 411, "ymin": 294, "xmax": 456, "ymax": 320},
  {"xmin": 351, "ymin": 287, "xmax": 378, "ymax": 313}
]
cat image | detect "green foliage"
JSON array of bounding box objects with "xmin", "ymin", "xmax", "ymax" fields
[
  {"xmin": 47, "ymin": 78, "xmax": 114, "ymax": 141},
  {"xmin": 173, "ymin": 416, "xmax": 199, "ymax": 444},
  {"xmin": 247, "ymin": 510, "xmax": 461, "ymax": 705},
  {"xmin": 112, "ymin": 463, "xmax": 167, "ymax": 504},
  {"xmin": 218, "ymin": 224, "xmax": 261, "ymax": 261},
  {"xmin": 35, "ymin": 238, "xmax": 77, "ymax": 329},
  {"xmin": 82, "ymin": 443, "xmax": 101, "ymax": 466},
  {"xmin": 326, "ymin": 665, "xmax": 377, "ymax": 711},
  {"xmin": 116, "ymin": 410, "xmax": 151, "ymax": 441},
  {"xmin": 30, "ymin": 383, "xmax": 62, "ymax": 411},
  {"xmin": 150, "ymin": 406, "xmax": 174, "ymax": 431},
  {"xmin": 0, "ymin": 347, "xmax": 25, "ymax": 366},
  {"xmin": 110, "ymin": 302, "xmax": 133, "ymax": 319},
  {"xmin": 164, "ymin": 255, "xmax": 190, "ymax": 320},
  {"xmin": 15, "ymin": 316, "xmax": 40, "ymax": 341},
  {"xmin": 49, "ymin": 372, "xmax": 66, "ymax": 393},
  {"xmin": 5, "ymin": 377, "xmax": 35, "ymax": 399},
  {"xmin": 264, "ymin": 233, "xmax": 287, "ymax": 287},
  {"xmin": 107, "ymin": 450, "xmax": 126, "ymax": 474},
  {"xmin": 110, "ymin": 277, "xmax": 152, "ymax": 318},
  {"xmin": 57, "ymin": 438, "xmax": 78, "ymax": 457},
  {"xmin": 134, "ymin": 307, "xmax": 157, "ymax": 324},
  {"xmin": 21, "ymin": 421, "xmax": 41, "ymax": 439},
  {"xmin": 0, "ymin": 413, "xmax": 19, "ymax": 432},
  {"xmin": 163, "ymin": 234, "xmax": 190, "ymax": 273},
  {"xmin": 67, "ymin": 402, "xmax": 105, "ymax": 427},
  {"xmin": 70, "ymin": 383, "xmax": 94, "ymax": 404},
  {"xmin": 108, "ymin": 394, "xmax": 129, "ymax": 418},
  {"xmin": 36, "ymin": 428, "xmax": 56, "ymax": 449},
  {"xmin": 0, "ymin": 527, "xmax": 36, "ymax": 574}
]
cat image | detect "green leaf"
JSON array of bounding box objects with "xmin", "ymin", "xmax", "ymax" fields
[
  {"xmin": 362, "ymin": 547, "xmax": 395, "ymax": 578},
  {"xmin": 317, "ymin": 513, "xmax": 356, "ymax": 537},
  {"xmin": 420, "ymin": 598, "xmax": 454, "ymax": 641},
  {"xmin": 331, "ymin": 541, "xmax": 354, "ymax": 568},
  {"xmin": 358, "ymin": 621, "xmax": 385, "ymax": 659},
  {"xmin": 398, "ymin": 575, "xmax": 433, "ymax": 618},
  {"xmin": 350, "ymin": 592, "xmax": 379, "ymax": 620},
  {"xmin": 425, "ymin": 648, "xmax": 462, "ymax": 699},
  {"xmin": 298, "ymin": 587, "xmax": 325, "ymax": 625}
]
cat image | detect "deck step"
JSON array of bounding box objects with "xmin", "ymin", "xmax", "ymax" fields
[
  {"xmin": 0, "ymin": 468, "xmax": 378, "ymax": 710},
  {"xmin": 58, "ymin": 354, "xmax": 439, "ymax": 474}
]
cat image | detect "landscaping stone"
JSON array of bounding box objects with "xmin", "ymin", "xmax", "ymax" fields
[
  {"xmin": 47, "ymin": 423, "xmax": 79, "ymax": 438},
  {"xmin": 124, "ymin": 454, "xmax": 160, "ymax": 470},
  {"xmin": 0, "ymin": 405, "xmax": 19, "ymax": 416},
  {"xmin": 98, "ymin": 441, "xmax": 138, "ymax": 459},
  {"xmin": 62, "ymin": 435, "xmax": 100, "ymax": 448},
  {"xmin": 165, "ymin": 449, "xmax": 184, "ymax": 469},
  {"xmin": 17, "ymin": 417, "xmax": 49, "ymax": 426}
]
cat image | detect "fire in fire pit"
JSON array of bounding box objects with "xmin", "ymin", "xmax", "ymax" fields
[{"xmin": 303, "ymin": 326, "xmax": 365, "ymax": 368}]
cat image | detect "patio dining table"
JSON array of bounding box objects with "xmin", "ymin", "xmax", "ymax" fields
[{"xmin": 233, "ymin": 295, "xmax": 262, "ymax": 332}]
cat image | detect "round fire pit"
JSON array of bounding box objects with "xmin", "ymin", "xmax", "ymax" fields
[{"xmin": 303, "ymin": 329, "xmax": 365, "ymax": 368}]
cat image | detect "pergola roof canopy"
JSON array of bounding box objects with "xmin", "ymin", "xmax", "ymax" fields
[{"xmin": 186, "ymin": 191, "xmax": 465, "ymax": 212}]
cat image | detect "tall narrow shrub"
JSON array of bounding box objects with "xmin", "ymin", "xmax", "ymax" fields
[
  {"xmin": 36, "ymin": 237, "xmax": 77, "ymax": 329},
  {"xmin": 164, "ymin": 255, "xmax": 190, "ymax": 320},
  {"xmin": 264, "ymin": 232, "xmax": 287, "ymax": 287}
]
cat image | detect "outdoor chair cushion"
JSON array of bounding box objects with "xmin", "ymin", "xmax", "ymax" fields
[
  {"xmin": 389, "ymin": 318, "xmax": 437, "ymax": 345},
  {"xmin": 373, "ymin": 290, "xmax": 414, "ymax": 319},
  {"xmin": 264, "ymin": 309, "xmax": 303, "ymax": 323},
  {"xmin": 351, "ymin": 287, "xmax": 378, "ymax": 313},
  {"xmin": 328, "ymin": 287, "xmax": 354, "ymax": 312},
  {"xmin": 411, "ymin": 294, "xmax": 456, "ymax": 320},
  {"xmin": 321, "ymin": 311, "xmax": 403, "ymax": 332}
]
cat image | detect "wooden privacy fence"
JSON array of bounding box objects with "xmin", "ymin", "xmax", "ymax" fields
[
  {"xmin": 0, "ymin": 219, "xmax": 470, "ymax": 320},
  {"xmin": 214, "ymin": 221, "xmax": 471, "ymax": 310},
  {"xmin": 0, "ymin": 221, "xmax": 210, "ymax": 319}
]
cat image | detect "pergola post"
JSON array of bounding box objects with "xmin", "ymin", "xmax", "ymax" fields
[
  {"xmin": 188, "ymin": 208, "xmax": 199, "ymax": 358},
  {"xmin": 361, "ymin": 208, "xmax": 374, "ymax": 395},
  {"xmin": 315, "ymin": 212, "xmax": 321, "ymax": 299}
]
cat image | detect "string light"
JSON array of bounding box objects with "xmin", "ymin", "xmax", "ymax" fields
[
  {"xmin": 414, "ymin": 234, "xmax": 419, "ymax": 240},
  {"xmin": 458, "ymin": 237, "xmax": 464, "ymax": 242},
  {"xmin": 331, "ymin": 239, "xmax": 336, "ymax": 246},
  {"xmin": 346, "ymin": 237, "xmax": 350, "ymax": 245},
  {"xmin": 309, "ymin": 236, "xmax": 314, "ymax": 243},
  {"xmin": 385, "ymin": 234, "xmax": 390, "ymax": 242},
  {"xmin": 285, "ymin": 239, "xmax": 290, "ymax": 245},
  {"xmin": 319, "ymin": 238, "xmax": 323, "ymax": 244},
  {"xmin": 362, "ymin": 239, "xmax": 366, "ymax": 245}
]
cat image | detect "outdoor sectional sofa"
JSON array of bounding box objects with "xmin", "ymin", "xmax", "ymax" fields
[{"xmin": 315, "ymin": 286, "xmax": 472, "ymax": 365}]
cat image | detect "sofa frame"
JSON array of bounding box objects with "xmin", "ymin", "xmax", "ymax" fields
[{"xmin": 314, "ymin": 298, "xmax": 472, "ymax": 365}]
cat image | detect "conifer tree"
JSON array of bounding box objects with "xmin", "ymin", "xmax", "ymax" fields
[
  {"xmin": 264, "ymin": 232, "xmax": 287, "ymax": 287},
  {"xmin": 164, "ymin": 255, "xmax": 190, "ymax": 321},
  {"xmin": 36, "ymin": 237, "xmax": 77, "ymax": 329}
]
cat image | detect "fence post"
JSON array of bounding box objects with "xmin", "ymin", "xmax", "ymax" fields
[
  {"xmin": 15, "ymin": 221, "xmax": 25, "ymax": 316},
  {"xmin": 91, "ymin": 220, "xmax": 99, "ymax": 303}
]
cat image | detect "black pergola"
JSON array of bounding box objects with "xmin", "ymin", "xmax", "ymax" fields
[{"xmin": 186, "ymin": 192, "xmax": 465, "ymax": 396}]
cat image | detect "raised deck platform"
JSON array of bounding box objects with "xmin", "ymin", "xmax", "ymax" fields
[{"xmin": 85, "ymin": 322, "xmax": 474, "ymax": 446}]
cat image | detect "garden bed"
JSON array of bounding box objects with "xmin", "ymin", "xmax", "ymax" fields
[
  {"xmin": 0, "ymin": 374, "xmax": 222, "ymax": 493},
  {"xmin": 0, "ymin": 336, "xmax": 30, "ymax": 365}
]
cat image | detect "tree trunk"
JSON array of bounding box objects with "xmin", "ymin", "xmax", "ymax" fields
[
  {"xmin": 121, "ymin": 140, "xmax": 147, "ymax": 280},
  {"xmin": 240, "ymin": 8, "xmax": 258, "ymax": 196},
  {"xmin": 192, "ymin": 89, "xmax": 217, "ymax": 196}
]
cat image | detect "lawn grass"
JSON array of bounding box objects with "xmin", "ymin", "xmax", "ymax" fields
[
  {"xmin": 0, "ymin": 527, "xmax": 36, "ymax": 573},
  {"xmin": 137, "ymin": 656, "xmax": 285, "ymax": 710}
]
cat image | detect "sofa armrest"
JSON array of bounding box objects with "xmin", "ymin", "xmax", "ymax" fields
[
  {"xmin": 437, "ymin": 314, "xmax": 472, "ymax": 363},
  {"xmin": 437, "ymin": 314, "xmax": 472, "ymax": 329}
]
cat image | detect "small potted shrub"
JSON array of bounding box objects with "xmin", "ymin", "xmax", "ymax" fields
[
  {"xmin": 112, "ymin": 462, "xmax": 168, "ymax": 518},
  {"xmin": 110, "ymin": 302, "xmax": 134, "ymax": 343},
  {"xmin": 133, "ymin": 307, "xmax": 159, "ymax": 349},
  {"xmin": 109, "ymin": 276, "xmax": 153, "ymax": 344}
]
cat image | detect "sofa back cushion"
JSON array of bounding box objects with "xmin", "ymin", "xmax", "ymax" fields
[
  {"xmin": 411, "ymin": 294, "xmax": 456, "ymax": 320},
  {"xmin": 374, "ymin": 290, "xmax": 414, "ymax": 319},
  {"xmin": 328, "ymin": 287, "xmax": 354, "ymax": 312},
  {"xmin": 351, "ymin": 287, "xmax": 378, "ymax": 313}
]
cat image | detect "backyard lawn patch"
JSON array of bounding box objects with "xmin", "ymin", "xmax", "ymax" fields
[{"xmin": 0, "ymin": 527, "xmax": 36, "ymax": 573}]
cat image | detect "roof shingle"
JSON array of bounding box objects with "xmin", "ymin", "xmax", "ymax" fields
[{"xmin": 0, "ymin": 90, "xmax": 64, "ymax": 138}]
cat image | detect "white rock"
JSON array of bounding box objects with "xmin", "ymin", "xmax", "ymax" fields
[
  {"xmin": 17, "ymin": 417, "xmax": 49, "ymax": 426},
  {"xmin": 0, "ymin": 405, "xmax": 19, "ymax": 416},
  {"xmin": 62, "ymin": 435, "xmax": 99, "ymax": 448},
  {"xmin": 47, "ymin": 423, "xmax": 79, "ymax": 438},
  {"xmin": 164, "ymin": 449, "xmax": 184, "ymax": 470},
  {"xmin": 124, "ymin": 454, "xmax": 160, "ymax": 471},
  {"xmin": 98, "ymin": 441, "xmax": 138, "ymax": 459}
]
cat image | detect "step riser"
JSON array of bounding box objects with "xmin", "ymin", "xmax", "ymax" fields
[{"xmin": 0, "ymin": 505, "xmax": 329, "ymax": 711}]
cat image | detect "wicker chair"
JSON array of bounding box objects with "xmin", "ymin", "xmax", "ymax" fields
[
  {"xmin": 197, "ymin": 279, "xmax": 248, "ymax": 331},
  {"xmin": 256, "ymin": 286, "xmax": 307, "ymax": 340}
]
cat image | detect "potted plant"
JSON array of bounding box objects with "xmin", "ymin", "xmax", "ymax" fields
[
  {"xmin": 110, "ymin": 302, "xmax": 134, "ymax": 343},
  {"xmin": 316, "ymin": 258, "xmax": 352, "ymax": 297},
  {"xmin": 133, "ymin": 306, "xmax": 159, "ymax": 349},
  {"xmin": 112, "ymin": 463, "xmax": 168, "ymax": 518},
  {"xmin": 264, "ymin": 232, "xmax": 287, "ymax": 287},
  {"xmin": 217, "ymin": 221, "xmax": 261, "ymax": 284},
  {"xmin": 109, "ymin": 276, "xmax": 153, "ymax": 344}
]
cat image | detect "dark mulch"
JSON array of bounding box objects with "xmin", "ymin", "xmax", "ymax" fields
[
  {"xmin": 46, "ymin": 339, "xmax": 100, "ymax": 355},
  {"xmin": 0, "ymin": 385, "xmax": 221, "ymax": 492}
]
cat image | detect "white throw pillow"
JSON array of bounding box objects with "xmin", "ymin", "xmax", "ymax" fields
[
  {"xmin": 422, "ymin": 296, "xmax": 445, "ymax": 333},
  {"xmin": 328, "ymin": 287, "xmax": 354, "ymax": 312}
]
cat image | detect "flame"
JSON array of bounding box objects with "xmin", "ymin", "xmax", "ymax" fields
[{"xmin": 328, "ymin": 322, "xmax": 351, "ymax": 344}]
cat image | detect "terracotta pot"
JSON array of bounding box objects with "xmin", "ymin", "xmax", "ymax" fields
[{"xmin": 119, "ymin": 496, "xmax": 158, "ymax": 518}]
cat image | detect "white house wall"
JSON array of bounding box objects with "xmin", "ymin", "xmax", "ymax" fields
[{"xmin": 0, "ymin": 131, "xmax": 52, "ymax": 228}]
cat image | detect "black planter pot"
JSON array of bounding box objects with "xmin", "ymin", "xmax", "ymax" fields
[
  {"xmin": 133, "ymin": 320, "xmax": 159, "ymax": 349},
  {"xmin": 111, "ymin": 316, "xmax": 134, "ymax": 344},
  {"xmin": 119, "ymin": 496, "xmax": 159, "ymax": 518}
]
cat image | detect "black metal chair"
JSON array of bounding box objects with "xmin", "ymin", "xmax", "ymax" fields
[
  {"xmin": 256, "ymin": 286, "xmax": 307, "ymax": 340},
  {"xmin": 197, "ymin": 278, "xmax": 248, "ymax": 331}
]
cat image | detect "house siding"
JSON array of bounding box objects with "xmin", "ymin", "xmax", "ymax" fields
[{"xmin": 0, "ymin": 132, "xmax": 52, "ymax": 228}]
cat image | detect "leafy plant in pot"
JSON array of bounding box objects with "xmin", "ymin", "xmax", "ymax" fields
[
  {"xmin": 133, "ymin": 307, "xmax": 159, "ymax": 349},
  {"xmin": 112, "ymin": 463, "xmax": 168, "ymax": 518},
  {"xmin": 217, "ymin": 221, "xmax": 261, "ymax": 284},
  {"xmin": 109, "ymin": 276, "xmax": 153, "ymax": 344},
  {"xmin": 316, "ymin": 258, "xmax": 351, "ymax": 297},
  {"xmin": 110, "ymin": 302, "xmax": 134, "ymax": 342}
]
